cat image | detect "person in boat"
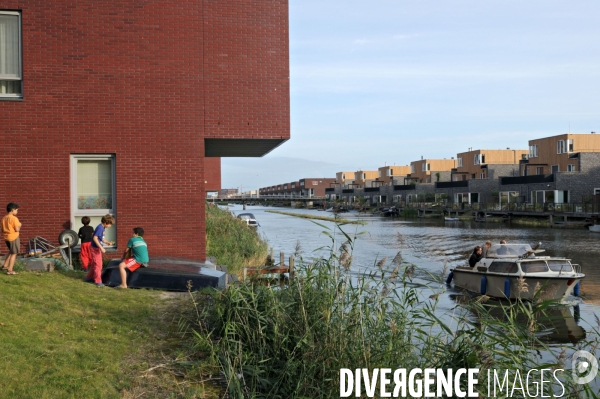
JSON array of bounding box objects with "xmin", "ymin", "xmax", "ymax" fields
[
  {"xmin": 481, "ymin": 241, "xmax": 492, "ymax": 257},
  {"xmin": 497, "ymin": 239, "xmax": 508, "ymax": 255},
  {"xmin": 469, "ymin": 246, "xmax": 483, "ymax": 267}
]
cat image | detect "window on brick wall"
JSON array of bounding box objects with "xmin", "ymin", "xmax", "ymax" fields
[
  {"xmin": 71, "ymin": 155, "xmax": 116, "ymax": 247},
  {"xmin": 0, "ymin": 11, "xmax": 22, "ymax": 98}
]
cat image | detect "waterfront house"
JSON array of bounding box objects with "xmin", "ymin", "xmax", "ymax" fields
[
  {"xmin": 434, "ymin": 148, "xmax": 526, "ymax": 205},
  {"xmin": 407, "ymin": 158, "xmax": 456, "ymax": 184},
  {"xmin": 500, "ymin": 133, "xmax": 600, "ymax": 207},
  {"xmin": 0, "ymin": 1, "xmax": 290, "ymax": 262}
]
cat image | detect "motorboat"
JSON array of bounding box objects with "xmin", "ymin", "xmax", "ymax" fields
[
  {"xmin": 447, "ymin": 243, "xmax": 584, "ymax": 301},
  {"xmin": 237, "ymin": 213, "xmax": 259, "ymax": 228},
  {"xmin": 445, "ymin": 217, "xmax": 460, "ymax": 221},
  {"xmin": 376, "ymin": 206, "xmax": 399, "ymax": 217},
  {"xmin": 588, "ymin": 224, "xmax": 600, "ymax": 233}
]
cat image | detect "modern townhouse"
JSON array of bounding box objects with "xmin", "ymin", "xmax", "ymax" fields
[
  {"xmin": 435, "ymin": 149, "xmax": 526, "ymax": 205},
  {"xmin": 499, "ymin": 133, "xmax": 600, "ymax": 209}
]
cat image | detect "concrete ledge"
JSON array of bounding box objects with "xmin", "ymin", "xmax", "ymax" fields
[{"xmin": 22, "ymin": 258, "xmax": 55, "ymax": 272}]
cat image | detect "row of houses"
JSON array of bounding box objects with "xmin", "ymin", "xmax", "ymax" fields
[{"xmin": 259, "ymin": 133, "xmax": 600, "ymax": 207}]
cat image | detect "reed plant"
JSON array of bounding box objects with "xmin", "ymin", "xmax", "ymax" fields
[
  {"xmin": 206, "ymin": 204, "xmax": 269, "ymax": 274},
  {"xmin": 191, "ymin": 222, "xmax": 599, "ymax": 398}
]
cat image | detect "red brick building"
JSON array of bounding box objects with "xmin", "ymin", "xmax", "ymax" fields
[{"xmin": 0, "ymin": 1, "xmax": 290, "ymax": 262}]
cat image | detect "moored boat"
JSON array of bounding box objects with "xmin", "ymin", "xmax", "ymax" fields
[
  {"xmin": 237, "ymin": 213, "xmax": 259, "ymax": 228},
  {"xmin": 589, "ymin": 224, "xmax": 600, "ymax": 232},
  {"xmin": 448, "ymin": 244, "xmax": 584, "ymax": 301},
  {"xmin": 445, "ymin": 217, "xmax": 459, "ymax": 221}
]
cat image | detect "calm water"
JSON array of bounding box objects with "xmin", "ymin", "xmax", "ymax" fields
[{"xmin": 230, "ymin": 205, "xmax": 600, "ymax": 338}]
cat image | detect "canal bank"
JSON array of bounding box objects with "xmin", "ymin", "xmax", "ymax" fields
[{"xmin": 200, "ymin": 204, "xmax": 600, "ymax": 397}]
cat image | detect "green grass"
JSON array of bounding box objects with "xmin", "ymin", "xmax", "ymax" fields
[
  {"xmin": 264, "ymin": 209, "xmax": 367, "ymax": 224},
  {"xmin": 0, "ymin": 267, "xmax": 218, "ymax": 399}
]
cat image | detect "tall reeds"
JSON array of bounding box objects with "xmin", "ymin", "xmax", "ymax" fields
[{"xmin": 193, "ymin": 221, "xmax": 599, "ymax": 398}]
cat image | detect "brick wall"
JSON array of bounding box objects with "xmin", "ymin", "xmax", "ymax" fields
[
  {"xmin": 205, "ymin": 158, "xmax": 222, "ymax": 192},
  {"xmin": 0, "ymin": 1, "xmax": 289, "ymax": 261}
]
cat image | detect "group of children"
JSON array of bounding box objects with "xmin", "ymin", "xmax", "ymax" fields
[
  {"xmin": 79, "ymin": 214, "xmax": 149, "ymax": 288},
  {"xmin": 1, "ymin": 202, "xmax": 149, "ymax": 288}
]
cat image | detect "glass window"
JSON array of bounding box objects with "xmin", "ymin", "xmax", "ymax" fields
[
  {"xmin": 520, "ymin": 261, "xmax": 549, "ymax": 273},
  {"xmin": 0, "ymin": 11, "xmax": 22, "ymax": 98},
  {"xmin": 71, "ymin": 155, "xmax": 116, "ymax": 246},
  {"xmin": 529, "ymin": 144, "xmax": 538, "ymax": 158},
  {"xmin": 547, "ymin": 260, "xmax": 573, "ymax": 272},
  {"xmin": 488, "ymin": 262, "xmax": 518, "ymax": 274}
]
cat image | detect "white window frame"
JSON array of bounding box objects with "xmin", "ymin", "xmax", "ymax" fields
[
  {"xmin": 410, "ymin": 165, "xmax": 415, "ymax": 173},
  {"xmin": 70, "ymin": 154, "xmax": 116, "ymax": 248},
  {"xmin": 529, "ymin": 144, "xmax": 538, "ymax": 158},
  {"xmin": 457, "ymin": 157, "xmax": 463, "ymax": 167},
  {"xmin": 421, "ymin": 163, "xmax": 430, "ymax": 172},
  {"xmin": 551, "ymin": 164, "xmax": 559, "ymax": 174},
  {"xmin": 594, "ymin": 188, "xmax": 600, "ymax": 195},
  {"xmin": 536, "ymin": 167, "xmax": 543, "ymax": 175},
  {"xmin": 474, "ymin": 154, "xmax": 485, "ymax": 165},
  {"xmin": 0, "ymin": 11, "xmax": 22, "ymax": 98},
  {"xmin": 567, "ymin": 164, "xmax": 576, "ymax": 172},
  {"xmin": 556, "ymin": 140, "xmax": 572, "ymax": 154}
]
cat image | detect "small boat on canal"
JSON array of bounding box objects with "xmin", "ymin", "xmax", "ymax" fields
[
  {"xmin": 448, "ymin": 243, "xmax": 584, "ymax": 301},
  {"xmin": 237, "ymin": 213, "xmax": 259, "ymax": 228},
  {"xmin": 589, "ymin": 224, "xmax": 600, "ymax": 233},
  {"xmin": 445, "ymin": 216, "xmax": 460, "ymax": 221}
]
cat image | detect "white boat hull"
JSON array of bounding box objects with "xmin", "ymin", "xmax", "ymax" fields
[
  {"xmin": 452, "ymin": 267, "xmax": 583, "ymax": 301},
  {"xmin": 589, "ymin": 225, "xmax": 600, "ymax": 232}
]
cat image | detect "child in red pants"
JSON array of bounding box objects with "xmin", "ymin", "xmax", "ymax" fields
[
  {"xmin": 78, "ymin": 216, "xmax": 94, "ymax": 271},
  {"xmin": 85, "ymin": 214, "xmax": 115, "ymax": 287}
]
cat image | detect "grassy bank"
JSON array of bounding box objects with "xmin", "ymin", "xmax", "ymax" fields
[
  {"xmin": 265, "ymin": 209, "xmax": 367, "ymax": 224},
  {"xmin": 0, "ymin": 266, "xmax": 219, "ymax": 398},
  {"xmin": 189, "ymin": 225, "xmax": 600, "ymax": 398},
  {"xmin": 206, "ymin": 204, "xmax": 269, "ymax": 274}
]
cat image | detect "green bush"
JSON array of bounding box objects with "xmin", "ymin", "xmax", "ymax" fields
[{"xmin": 206, "ymin": 204, "xmax": 268, "ymax": 274}]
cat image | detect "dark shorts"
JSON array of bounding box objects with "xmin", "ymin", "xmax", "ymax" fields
[{"xmin": 5, "ymin": 238, "xmax": 20, "ymax": 254}]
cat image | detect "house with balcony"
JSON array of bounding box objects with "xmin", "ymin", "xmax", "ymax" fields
[
  {"xmin": 406, "ymin": 158, "xmax": 456, "ymax": 184},
  {"xmin": 499, "ymin": 133, "xmax": 600, "ymax": 207},
  {"xmin": 377, "ymin": 165, "xmax": 411, "ymax": 186},
  {"xmin": 335, "ymin": 171, "xmax": 356, "ymax": 187},
  {"xmin": 435, "ymin": 149, "xmax": 526, "ymax": 205}
]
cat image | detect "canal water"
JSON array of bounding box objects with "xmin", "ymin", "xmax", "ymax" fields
[{"xmin": 229, "ymin": 204, "xmax": 600, "ymax": 346}]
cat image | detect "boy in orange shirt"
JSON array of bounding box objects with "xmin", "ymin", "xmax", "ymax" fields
[{"xmin": 2, "ymin": 202, "xmax": 22, "ymax": 275}]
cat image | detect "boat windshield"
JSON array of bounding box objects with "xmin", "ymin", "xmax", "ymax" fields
[
  {"xmin": 547, "ymin": 260, "xmax": 573, "ymax": 273},
  {"xmin": 520, "ymin": 261, "xmax": 549, "ymax": 273},
  {"xmin": 486, "ymin": 244, "xmax": 532, "ymax": 258}
]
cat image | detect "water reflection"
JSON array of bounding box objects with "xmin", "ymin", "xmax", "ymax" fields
[{"xmin": 229, "ymin": 205, "xmax": 599, "ymax": 346}]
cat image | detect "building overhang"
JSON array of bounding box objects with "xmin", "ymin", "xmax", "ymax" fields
[{"xmin": 205, "ymin": 138, "xmax": 287, "ymax": 157}]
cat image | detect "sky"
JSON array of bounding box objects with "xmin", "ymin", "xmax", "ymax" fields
[{"xmin": 222, "ymin": 0, "xmax": 600, "ymax": 191}]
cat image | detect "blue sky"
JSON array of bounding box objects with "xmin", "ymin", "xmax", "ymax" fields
[{"xmin": 222, "ymin": 0, "xmax": 600, "ymax": 191}]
